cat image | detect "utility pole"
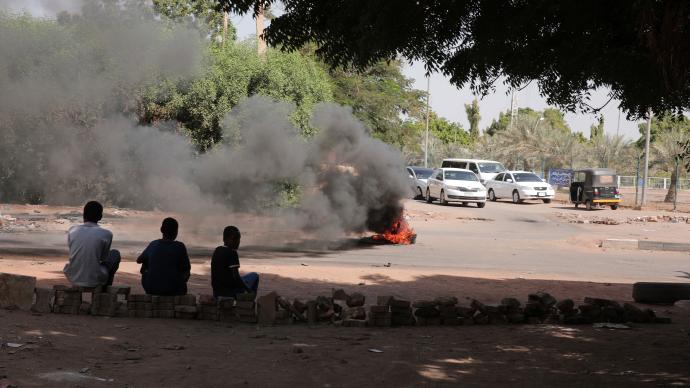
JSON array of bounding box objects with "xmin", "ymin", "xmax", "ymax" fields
[
  {"xmin": 222, "ymin": 12, "xmax": 228, "ymax": 47},
  {"xmin": 509, "ymin": 90, "xmax": 518, "ymax": 130},
  {"xmin": 640, "ymin": 109, "xmax": 652, "ymax": 206},
  {"xmin": 424, "ymin": 76, "xmax": 430, "ymax": 168}
]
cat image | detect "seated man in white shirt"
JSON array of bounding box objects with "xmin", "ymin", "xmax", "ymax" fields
[{"xmin": 63, "ymin": 201, "xmax": 121, "ymax": 288}]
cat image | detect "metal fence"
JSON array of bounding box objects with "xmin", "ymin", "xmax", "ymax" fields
[{"xmin": 618, "ymin": 176, "xmax": 690, "ymax": 190}]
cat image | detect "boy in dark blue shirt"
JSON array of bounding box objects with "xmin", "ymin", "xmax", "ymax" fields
[
  {"xmin": 211, "ymin": 226, "xmax": 259, "ymax": 298},
  {"xmin": 137, "ymin": 218, "xmax": 191, "ymax": 296}
]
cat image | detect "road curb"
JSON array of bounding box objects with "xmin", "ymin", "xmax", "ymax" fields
[{"xmin": 603, "ymin": 239, "xmax": 690, "ymax": 252}]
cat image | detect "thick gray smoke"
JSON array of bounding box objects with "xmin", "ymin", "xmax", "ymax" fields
[{"xmin": 0, "ymin": 4, "xmax": 411, "ymax": 240}]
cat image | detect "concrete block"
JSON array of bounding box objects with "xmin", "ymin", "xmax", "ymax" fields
[
  {"xmin": 31, "ymin": 287, "xmax": 53, "ymax": 313},
  {"xmin": 0, "ymin": 273, "xmax": 37, "ymax": 310},
  {"xmin": 638, "ymin": 240, "xmax": 665, "ymax": 250},
  {"xmin": 661, "ymin": 242, "xmax": 690, "ymax": 252},
  {"xmin": 602, "ymin": 239, "xmax": 638, "ymax": 249},
  {"xmin": 257, "ymin": 292, "xmax": 277, "ymax": 325}
]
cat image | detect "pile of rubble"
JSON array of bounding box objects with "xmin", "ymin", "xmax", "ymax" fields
[
  {"xmin": 0, "ymin": 273, "xmax": 673, "ymax": 328},
  {"xmin": 556, "ymin": 212, "xmax": 690, "ymax": 226}
]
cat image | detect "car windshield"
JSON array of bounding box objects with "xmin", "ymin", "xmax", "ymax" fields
[
  {"xmin": 445, "ymin": 170, "xmax": 478, "ymax": 181},
  {"xmin": 478, "ymin": 162, "xmax": 505, "ymax": 173},
  {"xmin": 513, "ymin": 173, "xmax": 543, "ymax": 182},
  {"xmin": 411, "ymin": 168, "xmax": 434, "ymax": 179}
]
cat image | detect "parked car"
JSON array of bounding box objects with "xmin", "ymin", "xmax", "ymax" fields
[
  {"xmin": 425, "ymin": 168, "xmax": 487, "ymax": 207},
  {"xmin": 485, "ymin": 171, "xmax": 555, "ymax": 204},
  {"xmin": 569, "ymin": 168, "xmax": 621, "ymax": 210},
  {"xmin": 441, "ymin": 158, "xmax": 506, "ymax": 183},
  {"xmin": 406, "ymin": 166, "xmax": 435, "ymax": 199}
]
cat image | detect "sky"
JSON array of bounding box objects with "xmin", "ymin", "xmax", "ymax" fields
[
  {"xmin": 229, "ymin": 13, "xmax": 643, "ymax": 140},
  {"xmin": 1, "ymin": 0, "xmax": 646, "ymax": 140}
]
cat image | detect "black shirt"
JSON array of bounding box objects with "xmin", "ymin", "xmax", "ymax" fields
[
  {"xmin": 211, "ymin": 246, "xmax": 248, "ymax": 297},
  {"xmin": 137, "ymin": 239, "xmax": 191, "ymax": 296}
]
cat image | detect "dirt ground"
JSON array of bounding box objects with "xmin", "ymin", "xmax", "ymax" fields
[{"xmin": 1, "ymin": 199, "xmax": 690, "ymax": 387}]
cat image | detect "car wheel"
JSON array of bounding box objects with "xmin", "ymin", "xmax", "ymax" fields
[
  {"xmin": 586, "ymin": 200, "xmax": 593, "ymax": 210},
  {"xmin": 512, "ymin": 190, "xmax": 521, "ymax": 204},
  {"xmin": 426, "ymin": 188, "xmax": 433, "ymax": 203},
  {"xmin": 542, "ymin": 199, "xmax": 551, "ymax": 204},
  {"xmin": 488, "ymin": 189, "xmax": 496, "ymax": 202},
  {"xmin": 476, "ymin": 202, "xmax": 486, "ymax": 208},
  {"xmin": 440, "ymin": 190, "xmax": 448, "ymax": 206},
  {"xmin": 611, "ymin": 204, "xmax": 619, "ymax": 210}
]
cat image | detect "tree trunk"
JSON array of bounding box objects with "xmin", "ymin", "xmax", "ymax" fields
[
  {"xmin": 664, "ymin": 169, "xmax": 677, "ymax": 203},
  {"xmin": 256, "ymin": 5, "xmax": 267, "ymax": 57}
]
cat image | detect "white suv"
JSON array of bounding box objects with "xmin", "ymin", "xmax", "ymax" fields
[
  {"xmin": 441, "ymin": 159, "xmax": 506, "ymax": 183},
  {"xmin": 425, "ymin": 168, "xmax": 487, "ymax": 208}
]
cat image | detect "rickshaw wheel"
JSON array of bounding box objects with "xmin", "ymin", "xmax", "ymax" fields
[
  {"xmin": 574, "ymin": 203, "xmax": 579, "ymax": 208},
  {"xmin": 611, "ymin": 204, "xmax": 619, "ymax": 210}
]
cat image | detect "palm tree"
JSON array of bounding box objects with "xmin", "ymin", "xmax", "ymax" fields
[{"xmin": 651, "ymin": 129, "xmax": 690, "ymax": 202}]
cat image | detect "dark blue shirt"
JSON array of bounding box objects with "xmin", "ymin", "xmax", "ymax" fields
[
  {"xmin": 137, "ymin": 239, "xmax": 191, "ymax": 296},
  {"xmin": 211, "ymin": 246, "xmax": 248, "ymax": 297}
]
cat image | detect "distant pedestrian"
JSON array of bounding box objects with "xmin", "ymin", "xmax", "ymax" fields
[
  {"xmin": 211, "ymin": 226, "xmax": 259, "ymax": 298},
  {"xmin": 63, "ymin": 201, "xmax": 121, "ymax": 288},
  {"xmin": 137, "ymin": 217, "xmax": 191, "ymax": 296}
]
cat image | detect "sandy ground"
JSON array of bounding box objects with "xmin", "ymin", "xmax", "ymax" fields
[{"xmin": 1, "ymin": 199, "xmax": 690, "ymax": 387}]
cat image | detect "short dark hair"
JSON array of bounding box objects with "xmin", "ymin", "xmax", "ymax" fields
[
  {"xmin": 223, "ymin": 225, "xmax": 241, "ymax": 241},
  {"xmin": 83, "ymin": 201, "xmax": 103, "ymax": 223},
  {"xmin": 161, "ymin": 217, "xmax": 179, "ymax": 238}
]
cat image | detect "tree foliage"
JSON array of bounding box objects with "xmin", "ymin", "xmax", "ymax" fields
[
  {"xmin": 464, "ymin": 98, "xmax": 480, "ymax": 139},
  {"xmin": 220, "ymin": 0, "xmax": 690, "ymax": 119}
]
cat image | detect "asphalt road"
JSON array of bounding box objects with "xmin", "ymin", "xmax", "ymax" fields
[{"xmin": 271, "ymin": 198, "xmax": 690, "ymax": 283}]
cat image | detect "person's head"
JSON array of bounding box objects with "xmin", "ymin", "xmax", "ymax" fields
[
  {"xmin": 83, "ymin": 201, "xmax": 103, "ymax": 223},
  {"xmin": 223, "ymin": 225, "xmax": 241, "ymax": 249},
  {"xmin": 160, "ymin": 217, "xmax": 179, "ymax": 241}
]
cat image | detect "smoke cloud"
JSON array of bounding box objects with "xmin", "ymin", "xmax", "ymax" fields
[{"xmin": 0, "ymin": 3, "xmax": 411, "ymax": 241}]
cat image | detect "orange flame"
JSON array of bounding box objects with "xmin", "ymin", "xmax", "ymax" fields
[{"xmin": 373, "ymin": 217, "xmax": 416, "ymax": 245}]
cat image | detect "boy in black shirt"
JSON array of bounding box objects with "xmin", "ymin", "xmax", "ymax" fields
[{"xmin": 211, "ymin": 226, "xmax": 259, "ymax": 298}]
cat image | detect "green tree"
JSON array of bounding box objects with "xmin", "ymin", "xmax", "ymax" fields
[
  {"xmin": 326, "ymin": 59, "xmax": 425, "ymax": 147},
  {"xmin": 153, "ymin": 0, "xmax": 235, "ymax": 42},
  {"xmin": 222, "ymin": 0, "xmax": 690, "ymax": 119},
  {"xmin": 464, "ymin": 98, "xmax": 481, "ymax": 140},
  {"xmin": 644, "ymin": 116, "xmax": 690, "ymax": 202}
]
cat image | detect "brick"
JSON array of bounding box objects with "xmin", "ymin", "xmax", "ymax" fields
[
  {"xmin": 346, "ymin": 292, "xmax": 365, "ymax": 307},
  {"xmin": 257, "ymin": 292, "xmax": 278, "ymax": 325},
  {"xmin": 235, "ymin": 293, "xmax": 256, "ymax": 302},
  {"xmin": 152, "ymin": 302, "xmax": 174, "ymax": 310},
  {"xmin": 307, "ymin": 301, "xmax": 317, "ymax": 324},
  {"xmin": 31, "ymin": 287, "xmax": 53, "ymax": 313},
  {"xmin": 377, "ymin": 295, "xmax": 394, "ymax": 306},
  {"xmin": 198, "ymin": 312, "xmax": 219, "ymax": 321},
  {"xmin": 342, "ymin": 319, "xmax": 367, "ymax": 327},
  {"xmin": 434, "ymin": 296, "xmax": 458, "ymax": 306},
  {"xmin": 332, "ymin": 289, "xmax": 349, "ymax": 301},
  {"xmin": 198, "ymin": 294, "xmax": 216, "ymax": 305},
  {"xmin": 416, "ymin": 317, "xmax": 441, "ymax": 326},
  {"xmin": 174, "ymin": 305, "xmax": 198, "ymax": 314},
  {"xmin": 369, "ymin": 305, "xmax": 390, "ymax": 314},
  {"xmin": 236, "ymin": 301, "xmax": 256, "ymax": 310},
  {"xmin": 106, "ymin": 286, "xmax": 131, "ymax": 295},
  {"xmin": 412, "ymin": 300, "xmax": 437, "ymax": 309},
  {"xmin": 390, "ymin": 299, "xmax": 411, "ymax": 309},
  {"xmin": 79, "ymin": 302, "xmax": 92, "ymax": 315},
  {"xmin": 218, "ymin": 298, "xmax": 236, "ymax": 309},
  {"xmin": 129, "ymin": 294, "xmax": 152, "ymax": 303},
  {"xmin": 151, "ymin": 295, "xmax": 175, "ymax": 304},
  {"xmin": 174, "ymin": 294, "xmax": 197, "ymax": 306},
  {"xmin": 54, "ymin": 305, "xmax": 79, "ymax": 314},
  {"xmin": 200, "ymin": 305, "xmax": 219, "ymax": 314},
  {"xmin": 344, "ymin": 306, "xmax": 366, "ymax": 320},
  {"xmin": 0, "ymin": 273, "xmax": 37, "ymax": 310}
]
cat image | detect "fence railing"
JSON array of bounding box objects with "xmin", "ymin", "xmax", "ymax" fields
[{"xmin": 618, "ymin": 176, "xmax": 690, "ymax": 190}]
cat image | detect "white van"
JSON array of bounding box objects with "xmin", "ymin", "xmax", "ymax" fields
[{"xmin": 440, "ymin": 159, "xmax": 506, "ymax": 183}]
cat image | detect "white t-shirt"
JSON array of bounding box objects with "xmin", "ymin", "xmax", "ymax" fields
[{"xmin": 63, "ymin": 222, "xmax": 113, "ymax": 287}]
